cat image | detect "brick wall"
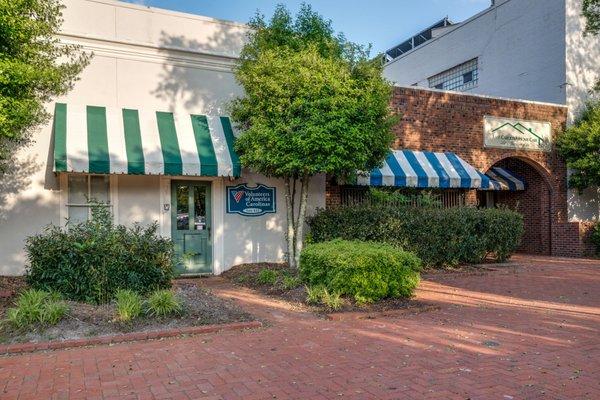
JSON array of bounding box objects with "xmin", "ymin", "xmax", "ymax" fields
[{"xmin": 326, "ymin": 86, "xmax": 593, "ymax": 257}]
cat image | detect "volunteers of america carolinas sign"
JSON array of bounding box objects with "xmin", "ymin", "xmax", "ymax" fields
[
  {"xmin": 226, "ymin": 184, "xmax": 276, "ymax": 217},
  {"xmin": 483, "ymin": 116, "xmax": 552, "ymax": 152}
]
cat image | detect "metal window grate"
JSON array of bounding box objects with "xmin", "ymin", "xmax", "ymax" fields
[
  {"xmin": 428, "ymin": 58, "xmax": 478, "ymax": 92},
  {"xmin": 339, "ymin": 186, "xmax": 466, "ymax": 209}
]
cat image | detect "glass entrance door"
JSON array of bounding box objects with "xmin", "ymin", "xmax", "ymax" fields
[{"xmin": 171, "ymin": 181, "xmax": 212, "ymax": 274}]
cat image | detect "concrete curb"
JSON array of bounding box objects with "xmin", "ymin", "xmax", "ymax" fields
[{"xmin": 0, "ymin": 320, "xmax": 262, "ymax": 355}]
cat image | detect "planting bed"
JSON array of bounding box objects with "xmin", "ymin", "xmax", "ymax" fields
[
  {"xmin": 222, "ymin": 262, "xmax": 434, "ymax": 314},
  {"xmin": 0, "ymin": 281, "xmax": 254, "ymax": 344}
]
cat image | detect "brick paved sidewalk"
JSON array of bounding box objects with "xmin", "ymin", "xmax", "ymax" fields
[{"xmin": 1, "ymin": 255, "xmax": 599, "ymax": 399}]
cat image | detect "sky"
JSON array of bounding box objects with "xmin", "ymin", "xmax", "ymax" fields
[{"xmin": 124, "ymin": 0, "xmax": 490, "ymax": 54}]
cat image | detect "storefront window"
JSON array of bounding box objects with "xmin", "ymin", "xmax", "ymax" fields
[{"xmin": 67, "ymin": 175, "xmax": 111, "ymax": 223}]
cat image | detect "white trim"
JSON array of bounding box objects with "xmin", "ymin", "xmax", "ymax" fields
[
  {"xmin": 211, "ymin": 178, "xmax": 225, "ymax": 275},
  {"xmin": 159, "ymin": 176, "xmax": 171, "ymax": 238},
  {"xmin": 58, "ymin": 34, "xmax": 237, "ymax": 73},
  {"xmin": 110, "ymin": 175, "xmax": 119, "ymax": 224},
  {"xmin": 59, "ymin": 173, "xmax": 68, "ymax": 227}
]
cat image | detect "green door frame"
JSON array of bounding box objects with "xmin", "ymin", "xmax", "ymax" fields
[{"xmin": 171, "ymin": 180, "xmax": 212, "ymax": 275}]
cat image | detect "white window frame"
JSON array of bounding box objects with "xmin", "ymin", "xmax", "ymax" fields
[{"xmin": 60, "ymin": 174, "xmax": 118, "ymax": 225}]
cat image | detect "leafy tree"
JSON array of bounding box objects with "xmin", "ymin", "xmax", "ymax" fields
[
  {"xmin": 583, "ymin": 0, "xmax": 600, "ymax": 36},
  {"xmin": 556, "ymin": 101, "xmax": 600, "ymax": 190},
  {"xmin": 0, "ymin": 0, "xmax": 89, "ymax": 171},
  {"xmin": 230, "ymin": 4, "xmax": 395, "ymax": 268}
]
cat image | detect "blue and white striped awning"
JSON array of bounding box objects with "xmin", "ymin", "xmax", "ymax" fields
[
  {"xmin": 485, "ymin": 167, "xmax": 526, "ymax": 191},
  {"xmin": 357, "ymin": 150, "xmax": 524, "ymax": 191},
  {"xmin": 52, "ymin": 103, "xmax": 241, "ymax": 177}
]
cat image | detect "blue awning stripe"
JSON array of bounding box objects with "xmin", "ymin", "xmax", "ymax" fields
[{"xmin": 357, "ymin": 150, "xmax": 525, "ymax": 191}]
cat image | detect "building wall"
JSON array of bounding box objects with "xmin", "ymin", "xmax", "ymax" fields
[
  {"xmin": 564, "ymin": 0, "xmax": 600, "ymax": 221},
  {"xmin": 384, "ymin": 0, "xmax": 600, "ymax": 223},
  {"xmin": 0, "ymin": 0, "xmax": 326, "ymax": 275},
  {"xmin": 383, "ymin": 0, "xmax": 567, "ymax": 105},
  {"xmin": 327, "ymin": 87, "xmax": 591, "ymax": 256}
]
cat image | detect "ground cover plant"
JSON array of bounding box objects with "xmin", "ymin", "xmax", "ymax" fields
[
  {"xmin": 25, "ymin": 205, "xmax": 175, "ymax": 304},
  {"xmin": 307, "ymin": 204, "xmax": 524, "ymax": 268}
]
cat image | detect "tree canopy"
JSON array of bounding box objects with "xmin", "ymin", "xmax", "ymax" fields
[
  {"xmin": 230, "ymin": 4, "xmax": 396, "ymax": 267},
  {"xmin": 0, "ymin": 0, "xmax": 89, "ymax": 171},
  {"xmin": 557, "ymin": 101, "xmax": 600, "ymax": 191},
  {"xmin": 583, "ymin": 0, "xmax": 600, "ymax": 36}
]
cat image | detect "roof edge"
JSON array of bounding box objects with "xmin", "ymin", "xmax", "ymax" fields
[{"xmin": 394, "ymin": 85, "xmax": 568, "ymax": 108}]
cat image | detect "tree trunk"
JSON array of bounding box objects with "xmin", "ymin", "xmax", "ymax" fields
[
  {"xmin": 284, "ymin": 177, "xmax": 296, "ymax": 268},
  {"xmin": 293, "ymin": 174, "xmax": 310, "ymax": 269}
]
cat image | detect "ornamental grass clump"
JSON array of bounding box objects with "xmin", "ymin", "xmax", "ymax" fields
[
  {"xmin": 146, "ymin": 290, "xmax": 182, "ymax": 318},
  {"xmin": 300, "ymin": 240, "xmax": 422, "ymax": 303},
  {"xmin": 6, "ymin": 289, "xmax": 68, "ymax": 328},
  {"xmin": 115, "ymin": 289, "xmax": 143, "ymax": 322}
]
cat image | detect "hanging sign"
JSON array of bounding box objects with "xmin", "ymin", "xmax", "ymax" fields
[
  {"xmin": 484, "ymin": 116, "xmax": 552, "ymax": 152},
  {"xmin": 226, "ymin": 184, "xmax": 276, "ymax": 216}
]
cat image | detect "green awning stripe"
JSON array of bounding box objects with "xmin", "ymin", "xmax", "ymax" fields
[
  {"xmin": 53, "ymin": 103, "xmax": 67, "ymax": 172},
  {"xmin": 87, "ymin": 106, "xmax": 110, "ymax": 173},
  {"xmin": 220, "ymin": 117, "xmax": 241, "ymax": 177},
  {"xmin": 122, "ymin": 109, "xmax": 145, "ymax": 174},
  {"xmin": 191, "ymin": 115, "xmax": 218, "ymax": 176},
  {"xmin": 156, "ymin": 111, "xmax": 182, "ymax": 175}
]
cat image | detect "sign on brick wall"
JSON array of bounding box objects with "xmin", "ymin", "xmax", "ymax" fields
[{"xmin": 484, "ymin": 116, "xmax": 552, "ymax": 152}]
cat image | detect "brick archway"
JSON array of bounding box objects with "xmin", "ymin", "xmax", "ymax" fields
[{"xmin": 480, "ymin": 157, "xmax": 553, "ymax": 255}]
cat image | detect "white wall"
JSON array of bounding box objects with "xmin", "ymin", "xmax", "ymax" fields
[
  {"xmin": 0, "ymin": 0, "xmax": 247, "ymax": 275},
  {"xmin": 0, "ymin": 0, "xmax": 327, "ymax": 275},
  {"xmin": 221, "ymin": 172, "xmax": 325, "ymax": 271},
  {"xmin": 565, "ymin": 0, "xmax": 600, "ymax": 221},
  {"xmin": 383, "ymin": 0, "xmax": 567, "ymax": 105}
]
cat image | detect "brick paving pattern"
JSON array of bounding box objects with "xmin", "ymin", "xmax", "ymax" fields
[{"xmin": 1, "ymin": 255, "xmax": 599, "ymax": 399}]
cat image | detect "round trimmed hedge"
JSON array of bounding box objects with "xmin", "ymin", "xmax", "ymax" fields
[{"xmin": 300, "ymin": 240, "xmax": 422, "ymax": 303}]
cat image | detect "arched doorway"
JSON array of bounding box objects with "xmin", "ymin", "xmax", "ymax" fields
[{"xmin": 478, "ymin": 157, "xmax": 553, "ymax": 255}]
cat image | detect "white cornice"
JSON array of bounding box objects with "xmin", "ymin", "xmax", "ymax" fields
[{"xmin": 59, "ymin": 32, "xmax": 238, "ymax": 73}]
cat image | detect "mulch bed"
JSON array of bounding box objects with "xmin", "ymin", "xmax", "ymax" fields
[
  {"xmin": 221, "ymin": 262, "xmax": 435, "ymax": 314},
  {"xmin": 0, "ymin": 282, "xmax": 254, "ymax": 344}
]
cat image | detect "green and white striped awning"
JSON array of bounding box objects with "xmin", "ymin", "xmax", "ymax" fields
[{"xmin": 52, "ymin": 103, "xmax": 241, "ymax": 177}]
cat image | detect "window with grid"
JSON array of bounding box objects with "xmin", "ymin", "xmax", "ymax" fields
[
  {"xmin": 339, "ymin": 186, "xmax": 465, "ymax": 209},
  {"xmin": 428, "ymin": 58, "xmax": 478, "ymax": 92},
  {"xmin": 67, "ymin": 175, "xmax": 111, "ymax": 223}
]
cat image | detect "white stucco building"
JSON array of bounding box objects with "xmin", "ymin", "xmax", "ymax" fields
[
  {"xmin": 383, "ymin": 0, "xmax": 600, "ymax": 221},
  {"xmin": 0, "ymin": 0, "xmax": 325, "ymax": 275}
]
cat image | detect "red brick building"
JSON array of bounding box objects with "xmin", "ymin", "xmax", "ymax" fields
[{"xmin": 326, "ymin": 86, "xmax": 594, "ymax": 257}]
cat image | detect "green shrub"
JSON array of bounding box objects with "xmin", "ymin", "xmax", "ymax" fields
[
  {"xmin": 5, "ymin": 289, "xmax": 68, "ymax": 328},
  {"xmin": 26, "ymin": 204, "xmax": 175, "ymax": 304},
  {"xmin": 115, "ymin": 289, "xmax": 143, "ymax": 322},
  {"xmin": 146, "ymin": 290, "xmax": 182, "ymax": 317},
  {"xmin": 307, "ymin": 204, "xmax": 524, "ymax": 267},
  {"xmin": 257, "ymin": 269, "xmax": 278, "ymax": 285},
  {"xmin": 300, "ymin": 240, "xmax": 422, "ymax": 303},
  {"xmin": 590, "ymin": 223, "xmax": 600, "ymax": 255}
]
